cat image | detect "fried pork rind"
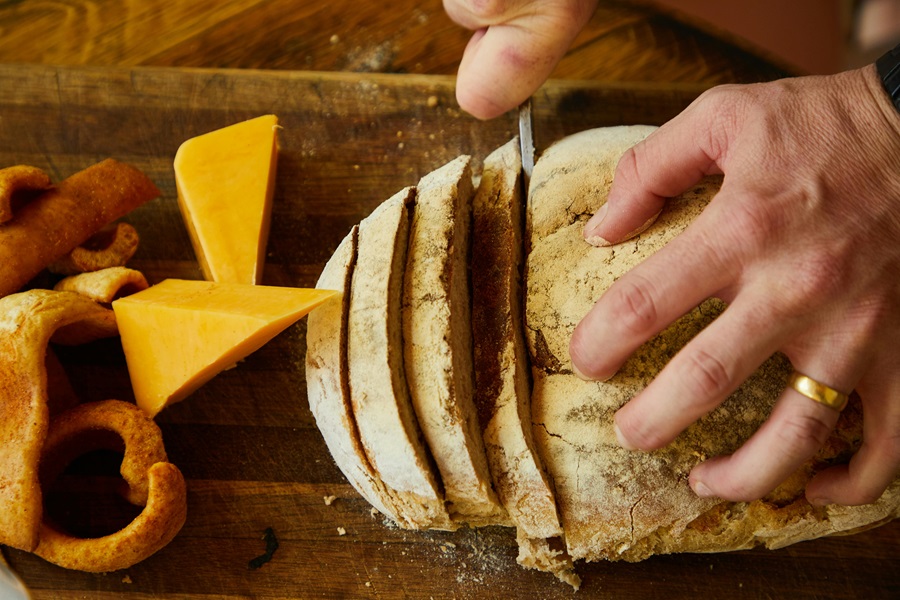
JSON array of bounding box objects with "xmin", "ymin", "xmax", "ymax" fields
[
  {"xmin": 54, "ymin": 266, "xmax": 149, "ymax": 305},
  {"xmin": 34, "ymin": 400, "xmax": 187, "ymax": 572},
  {"xmin": 0, "ymin": 289, "xmax": 119, "ymax": 552},
  {"xmin": 0, "ymin": 159, "xmax": 159, "ymax": 299},
  {"xmin": 0, "ymin": 165, "xmax": 52, "ymax": 224},
  {"xmin": 48, "ymin": 222, "xmax": 141, "ymax": 276}
]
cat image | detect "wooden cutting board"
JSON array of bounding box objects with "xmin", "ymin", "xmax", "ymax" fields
[{"xmin": 1, "ymin": 63, "xmax": 897, "ymax": 599}]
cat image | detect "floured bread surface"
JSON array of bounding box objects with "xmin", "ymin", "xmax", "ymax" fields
[
  {"xmin": 526, "ymin": 125, "xmax": 900, "ymax": 562},
  {"xmin": 348, "ymin": 188, "xmax": 453, "ymax": 530},
  {"xmin": 306, "ymin": 225, "xmax": 405, "ymax": 525},
  {"xmin": 471, "ymin": 139, "xmax": 562, "ymax": 540},
  {"xmin": 403, "ymin": 156, "xmax": 504, "ymax": 523},
  {"xmin": 527, "ymin": 125, "xmax": 657, "ymax": 244}
]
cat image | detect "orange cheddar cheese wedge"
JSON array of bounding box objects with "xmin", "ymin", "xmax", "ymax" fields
[
  {"xmin": 174, "ymin": 114, "xmax": 279, "ymax": 284},
  {"xmin": 112, "ymin": 278, "xmax": 336, "ymax": 417}
]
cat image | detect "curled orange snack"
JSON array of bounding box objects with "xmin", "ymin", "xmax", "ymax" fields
[
  {"xmin": 54, "ymin": 266, "xmax": 149, "ymax": 306},
  {"xmin": 34, "ymin": 400, "xmax": 187, "ymax": 572},
  {"xmin": 0, "ymin": 159, "xmax": 159, "ymax": 299},
  {"xmin": 0, "ymin": 165, "xmax": 52, "ymax": 224},
  {"xmin": 48, "ymin": 222, "xmax": 141, "ymax": 276},
  {"xmin": 0, "ymin": 289, "xmax": 119, "ymax": 552}
]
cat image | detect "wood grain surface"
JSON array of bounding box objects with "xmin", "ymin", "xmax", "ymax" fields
[
  {"xmin": 0, "ymin": 62, "xmax": 897, "ymax": 600},
  {"xmin": 0, "ymin": 0, "xmax": 788, "ymax": 83}
]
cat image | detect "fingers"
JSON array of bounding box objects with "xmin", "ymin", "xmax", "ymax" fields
[
  {"xmin": 570, "ymin": 201, "xmax": 739, "ymax": 382},
  {"xmin": 584, "ymin": 89, "xmax": 732, "ymax": 246},
  {"xmin": 806, "ymin": 362, "xmax": 900, "ymax": 506},
  {"xmin": 445, "ymin": 0, "xmax": 597, "ymax": 119},
  {"xmin": 688, "ymin": 385, "xmax": 843, "ymax": 502},
  {"xmin": 455, "ymin": 25, "xmax": 557, "ymax": 119},
  {"xmin": 610, "ymin": 290, "xmax": 793, "ymax": 452}
]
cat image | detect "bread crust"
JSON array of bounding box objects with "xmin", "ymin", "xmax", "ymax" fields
[
  {"xmin": 349, "ymin": 188, "xmax": 453, "ymax": 529},
  {"xmin": 306, "ymin": 225, "xmax": 409, "ymax": 524},
  {"xmin": 403, "ymin": 156, "xmax": 505, "ymax": 523}
]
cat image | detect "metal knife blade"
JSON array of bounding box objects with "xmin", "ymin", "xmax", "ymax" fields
[{"xmin": 517, "ymin": 98, "xmax": 535, "ymax": 192}]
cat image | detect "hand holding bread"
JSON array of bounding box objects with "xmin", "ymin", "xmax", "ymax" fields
[
  {"xmin": 575, "ymin": 65, "xmax": 900, "ymax": 508},
  {"xmin": 445, "ymin": 0, "xmax": 900, "ymax": 510}
]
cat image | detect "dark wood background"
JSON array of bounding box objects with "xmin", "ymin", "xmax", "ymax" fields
[{"xmin": 1, "ymin": 1, "xmax": 897, "ymax": 598}]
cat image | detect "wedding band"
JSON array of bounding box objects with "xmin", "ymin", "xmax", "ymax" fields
[{"xmin": 788, "ymin": 371, "xmax": 849, "ymax": 412}]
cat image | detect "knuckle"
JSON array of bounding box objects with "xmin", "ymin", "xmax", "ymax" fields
[
  {"xmin": 773, "ymin": 412, "xmax": 833, "ymax": 460},
  {"xmin": 607, "ymin": 275, "xmax": 659, "ymax": 337},
  {"xmin": 618, "ymin": 412, "xmax": 669, "ymax": 451},
  {"xmin": 679, "ymin": 349, "xmax": 733, "ymax": 404}
]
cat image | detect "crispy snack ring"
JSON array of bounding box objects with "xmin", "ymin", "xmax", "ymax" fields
[
  {"xmin": 0, "ymin": 289, "xmax": 119, "ymax": 552},
  {"xmin": 0, "ymin": 165, "xmax": 52, "ymax": 224},
  {"xmin": 0, "ymin": 159, "xmax": 159, "ymax": 299},
  {"xmin": 54, "ymin": 266, "xmax": 149, "ymax": 306},
  {"xmin": 34, "ymin": 400, "xmax": 187, "ymax": 572},
  {"xmin": 48, "ymin": 222, "xmax": 141, "ymax": 276}
]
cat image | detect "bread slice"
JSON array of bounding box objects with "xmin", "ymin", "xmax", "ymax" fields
[
  {"xmin": 306, "ymin": 225, "xmax": 408, "ymax": 524},
  {"xmin": 525, "ymin": 126, "xmax": 900, "ymax": 563},
  {"xmin": 471, "ymin": 139, "xmax": 562, "ymax": 539},
  {"xmin": 403, "ymin": 156, "xmax": 505, "ymax": 523},
  {"xmin": 348, "ymin": 188, "xmax": 453, "ymax": 530}
]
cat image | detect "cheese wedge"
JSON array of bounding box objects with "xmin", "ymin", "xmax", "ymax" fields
[
  {"xmin": 174, "ymin": 114, "xmax": 279, "ymax": 284},
  {"xmin": 113, "ymin": 278, "xmax": 335, "ymax": 417}
]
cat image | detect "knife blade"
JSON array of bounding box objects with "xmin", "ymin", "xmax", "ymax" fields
[{"xmin": 517, "ymin": 98, "xmax": 535, "ymax": 193}]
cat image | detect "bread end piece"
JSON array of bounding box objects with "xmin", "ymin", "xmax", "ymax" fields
[{"xmin": 350, "ymin": 188, "xmax": 454, "ymax": 530}]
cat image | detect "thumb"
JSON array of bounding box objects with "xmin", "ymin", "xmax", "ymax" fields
[
  {"xmin": 583, "ymin": 93, "xmax": 728, "ymax": 245},
  {"xmin": 447, "ymin": 0, "xmax": 597, "ymax": 119}
]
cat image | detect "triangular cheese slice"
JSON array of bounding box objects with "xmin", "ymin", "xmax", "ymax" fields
[
  {"xmin": 174, "ymin": 114, "xmax": 279, "ymax": 284},
  {"xmin": 112, "ymin": 279, "xmax": 336, "ymax": 417}
]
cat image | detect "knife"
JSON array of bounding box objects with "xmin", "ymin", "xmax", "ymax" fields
[{"xmin": 517, "ymin": 98, "xmax": 535, "ymax": 193}]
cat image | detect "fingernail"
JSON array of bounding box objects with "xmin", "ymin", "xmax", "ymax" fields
[
  {"xmin": 571, "ymin": 360, "xmax": 613, "ymax": 383},
  {"xmin": 691, "ymin": 479, "xmax": 714, "ymax": 498},
  {"xmin": 583, "ymin": 204, "xmax": 610, "ymax": 246},
  {"xmin": 572, "ymin": 361, "xmax": 593, "ymax": 381},
  {"xmin": 623, "ymin": 209, "xmax": 662, "ymax": 240},
  {"xmin": 613, "ymin": 422, "xmax": 637, "ymax": 451}
]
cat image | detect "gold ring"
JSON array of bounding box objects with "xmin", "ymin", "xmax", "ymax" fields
[{"xmin": 788, "ymin": 371, "xmax": 849, "ymax": 411}]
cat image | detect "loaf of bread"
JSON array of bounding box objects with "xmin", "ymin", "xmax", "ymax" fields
[{"xmin": 306, "ymin": 127, "xmax": 900, "ymax": 587}]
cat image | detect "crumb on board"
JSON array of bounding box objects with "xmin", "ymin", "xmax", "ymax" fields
[
  {"xmin": 427, "ymin": 95, "xmax": 439, "ymax": 108},
  {"xmin": 337, "ymin": 527, "xmax": 347, "ymax": 536},
  {"xmin": 122, "ymin": 575, "xmax": 132, "ymax": 584},
  {"xmin": 324, "ymin": 495, "xmax": 336, "ymax": 506}
]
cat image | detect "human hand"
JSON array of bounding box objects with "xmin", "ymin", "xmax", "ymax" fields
[
  {"xmin": 570, "ymin": 65, "xmax": 900, "ymax": 506},
  {"xmin": 443, "ymin": 0, "xmax": 597, "ymax": 119}
]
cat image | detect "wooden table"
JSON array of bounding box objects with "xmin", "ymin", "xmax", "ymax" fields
[{"xmin": 1, "ymin": 1, "xmax": 896, "ymax": 599}]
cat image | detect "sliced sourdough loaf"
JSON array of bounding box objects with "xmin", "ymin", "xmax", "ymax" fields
[
  {"xmin": 306, "ymin": 225, "xmax": 406, "ymax": 524},
  {"xmin": 403, "ymin": 156, "xmax": 505, "ymax": 523},
  {"xmin": 525, "ymin": 126, "xmax": 900, "ymax": 563},
  {"xmin": 348, "ymin": 187, "xmax": 453, "ymax": 530},
  {"xmin": 471, "ymin": 139, "xmax": 563, "ymax": 539}
]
